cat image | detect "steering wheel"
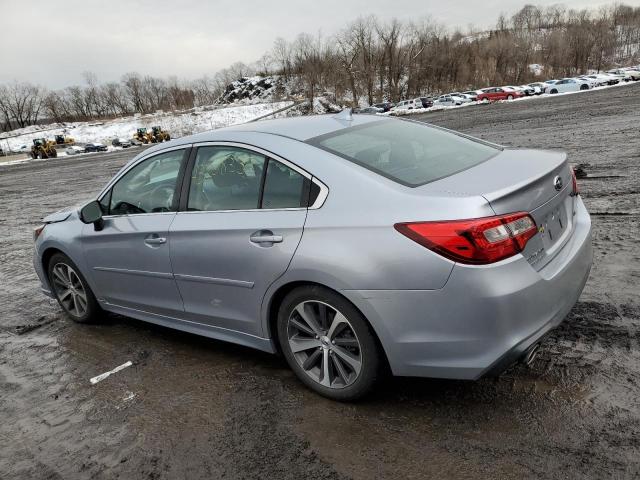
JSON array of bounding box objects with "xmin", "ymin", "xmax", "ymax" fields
[{"xmin": 149, "ymin": 185, "xmax": 175, "ymax": 212}]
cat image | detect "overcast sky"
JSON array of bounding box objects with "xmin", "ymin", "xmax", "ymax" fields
[{"xmin": 1, "ymin": 0, "xmax": 637, "ymax": 88}]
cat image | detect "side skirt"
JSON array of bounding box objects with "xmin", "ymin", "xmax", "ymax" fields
[{"xmin": 100, "ymin": 301, "xmax": 276, "ymax": 354}]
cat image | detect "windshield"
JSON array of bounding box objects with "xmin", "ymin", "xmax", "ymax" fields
[{"xmin": 308, "ymin": 120, "xmax": 500, "ymax": 187}]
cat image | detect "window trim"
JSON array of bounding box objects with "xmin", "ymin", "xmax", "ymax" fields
[
  {"xmin": 177, "ymin": 141, "xmax": 328, "ymax": 214},
  {"xmin": 98, "ymin": 145, "xmax": 191, "ymax": 218}
]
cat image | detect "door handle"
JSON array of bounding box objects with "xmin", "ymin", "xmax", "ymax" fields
[
  {"xmin": 250, "ymin": 230, "xmax": 283, "ymax": 245},
  {"xmin": 144, "ymin": 236, "xmax": 167, "ymax": 245}
]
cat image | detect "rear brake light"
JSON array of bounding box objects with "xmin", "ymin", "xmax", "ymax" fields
[
  {"xmin": 570, "ymin": 168, "xmax": 579, "ymax": 196},
  {"xmin": 395, "ymin": 212, "xmax": 537, "ymax": 265}
]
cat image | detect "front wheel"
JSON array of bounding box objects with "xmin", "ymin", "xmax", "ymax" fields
[
  {"xmin": 47, "ymin": 253, "xmax": 102, "ymax": 323},
  {"xmin": 507, "ymin": 94, "xmax": 514, "ymax": 100},
  {"xmin": 277, "ymin": 285, "xmax": 381, "ymax": 401},
  {"xmin": 550, "ymin": 89, "xmax": 558, "ymax": 94},
  {"xmin": 580, "ymin": 84, "xmax": 589, "ymax": 90},
  {"xmin": 481, "ymin": 97, "xmax": 489, "ymax": 103}
]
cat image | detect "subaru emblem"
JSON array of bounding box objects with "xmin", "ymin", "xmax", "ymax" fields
[{"xmin": 553, "ymin": 176, "xmax": 563, "ymax": 191}]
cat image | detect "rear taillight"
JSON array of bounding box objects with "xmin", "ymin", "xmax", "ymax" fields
[
  {"xmin": 570, "ymin": 168, "xmax": 579, "ymax": 196},
  {"xmin": 395, "ymin": 212, "xmax": 537, "ymax": 265}
]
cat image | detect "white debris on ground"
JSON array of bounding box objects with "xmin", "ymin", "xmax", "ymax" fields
[
  {"xmin": 0, "ymin": 101, "xmax": 293, "ymax": 152},
  {"xmin": 89, "ymin": 360, "xmax": 133, "ymax": 385}
]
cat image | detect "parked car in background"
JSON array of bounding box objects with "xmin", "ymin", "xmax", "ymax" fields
[
  {"xmin": 462, "ymin": 90, "xmax": 480, "ymax": 101},
  {"xmin": 355, "ymin": 107, "xmax": 383, "ymax": 114},
  {"xmin": 516, "ymin": 85, "xmax": 536, "ymax": 96},
  {"xmin": 477, "ymin": 87, "xmax": 523, "ymax": 102},
  {"xmin": 391, "ymin": 98, "xmax": 423, "ymax": 111},
  {"xmin": 527, "ymin": 83, "xmax": 547, "ymax": 94},
  {"xmin": 112, "ymin": 138, "xmax": 134, "ymax": 148},
  {"xmin": 434, "ymin": 94, "xmax": 463, "ymax": 106},
  {"xmin": 582, "ymin": 74, "xmax": 611, "ymax": 86},
  {"xmin": 450, "ymin": 93, "xmax": 474, "ymax": 103},
  {"xmin": 373, "ymin": 102, "xmax": 394, "ymax": 112},
  {"xmin": 84, "ymin": 142, "xmax": 108, "ymax": 152},
  {"xmin": 65, "ymin": 146, "xmax": 85, "ymax": 155},
  {"xmin": 577, "ymin": 76, "xmax": 599, "ymax": 88},
  {"xmin": 418, "ymin": 97, "xmax": 434, "ymax": 108},
  {"xmin": 607, "ymin": 68, "xmax": 640, "ymax": 81},
  {"xmin": 547, "ymin": 78, "xmax": 590, "ymax": 94}
]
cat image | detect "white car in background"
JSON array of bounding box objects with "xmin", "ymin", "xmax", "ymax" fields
[
  {"xmin": 583, "ymin": 74, "xmax": 616, "ymax": 86},
  {"xmin": 547, "ymin": 78, "xmax": 590, "ymax": 94},
  {"xmin": 577, "ymin": 76, "xmax": 598, "ymax": 88},
  {"xmin": 434, "ymin": 94, "xmax": 463, "ymax": 106},
  {"xmin": 449, "ymin": 93, "xmax": 474, "ymax": 103},
  {"xmin": 390, "ymin": 98, "xmax": 423, "ymax": 111},
  {"xmin": 607, "ymin": 68, "xmax": 640, "ymax": 81},
  {"xmin": 65, "ymin": 145, "xmax": 85, "ymax": 155}
]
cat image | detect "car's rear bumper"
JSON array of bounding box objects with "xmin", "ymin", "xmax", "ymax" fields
[{"xmin": 342, "ymin": 197, "xmax": 592, "ymax": 380}]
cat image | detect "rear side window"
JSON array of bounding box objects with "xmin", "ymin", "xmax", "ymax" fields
[
  {"xmin": 261, "ymin": 160, "xmax": 307, "ymax": 209},
  {"xmin": 308, "ymin": 120, "xmax": 499, "ymax": 187}
]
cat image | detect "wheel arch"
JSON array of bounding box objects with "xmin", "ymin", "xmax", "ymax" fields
[{"xmin": 263, "ymin": 280, "xmax": 392, "ymax": 372}]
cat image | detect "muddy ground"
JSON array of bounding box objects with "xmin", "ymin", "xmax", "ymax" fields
[{"xmin": 1, "ymin": 84, "xmax": 639, "ymax": 479}]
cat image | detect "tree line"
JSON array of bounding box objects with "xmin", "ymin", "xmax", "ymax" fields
[{"xmin": 1, "ymin": 3, "xmax": 639, "ymax": 131}]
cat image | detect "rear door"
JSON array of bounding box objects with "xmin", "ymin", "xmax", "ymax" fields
[{"xmin": 169, "ymin": 143, "xmax": 315, "ymax": 336}]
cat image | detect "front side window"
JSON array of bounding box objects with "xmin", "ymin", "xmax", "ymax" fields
[
  {"xmin": 309, "ymin": 119, "xmax": 500, "ymax": 187},
  {"xmin": 108, "ymin": 149, "xmax": 186, "ymax": 215},
  {"xmin": 187, "ymin": 146, "xmax": 265, "ymax": 211}
]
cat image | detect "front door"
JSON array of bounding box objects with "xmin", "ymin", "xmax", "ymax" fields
[
  {"xmin": 82, "ymin": 148, "xmax": 189, "ymax": 316},
  {"xmin": 169, "ymin": 145, "xmax": 310, "ymax": 336}
]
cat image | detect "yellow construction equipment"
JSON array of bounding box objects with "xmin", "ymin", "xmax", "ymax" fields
[
  {"xmin": 30, "ymin": 138, "xmax": 57, "ymax": 159},
  {"xmin": 133, "ymin": 127, "xmax": 155, "ymax": 144},
  {"xmin": 151, "ymin": 126, "xmax": 171, "ymax": 142},
  {"xmin": 54, "ymin": 134, "xmax": 75, "ymax": 145}
]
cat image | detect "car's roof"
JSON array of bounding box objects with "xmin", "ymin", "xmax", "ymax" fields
[
  {"xmin": 136, "ymin": 113, "xmax": 390, "ymax": 160},
  {"xmin": 205, "ymin": 113, "xmax": 387, "ymax": 142}
]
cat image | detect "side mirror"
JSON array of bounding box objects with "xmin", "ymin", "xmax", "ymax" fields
[{"xmin": 80, "ymin": 200, "xmax": 104, "ymax": 231}]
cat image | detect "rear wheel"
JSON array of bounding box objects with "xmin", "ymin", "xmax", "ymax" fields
[
  {"xmin": 550, "ymin": 89, "xmax": 558, "ymax": 94},
  {"xmin": 580, "ymin": 84, "xmax": 589, "ymax": 90},
  {"xmin": 507, "ymin": 94, "xmax": 514, "ymax": 100},
  {"xmin": 481, "ymin": 97, "xmax": 489, "ymax": 103},
  {"xmin": 47, "ymin": 253, "xmax": 101, "ymax": 323},
  {"xmin": 277, "ymin": 285, "xmax": 381, "ymax": 401}
]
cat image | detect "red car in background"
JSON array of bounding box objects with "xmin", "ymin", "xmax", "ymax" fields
[{"xmin": 477, "ymin": 87, "xmax": 524, "ymax": 102}]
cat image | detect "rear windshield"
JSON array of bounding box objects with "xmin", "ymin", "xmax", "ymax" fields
[{"xmin": 308, "ymin": 120, "xmax": 500, "ymax": 187}]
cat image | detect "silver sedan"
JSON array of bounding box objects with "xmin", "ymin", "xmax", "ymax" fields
[{"xmin": 33, "ymin": 114, "xmax": 592, "ymax": 400}]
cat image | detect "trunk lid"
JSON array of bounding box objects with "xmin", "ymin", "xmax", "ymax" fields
[{"xmin": 419, "ymin": 148, "xmax": 576, "ymax": 270}]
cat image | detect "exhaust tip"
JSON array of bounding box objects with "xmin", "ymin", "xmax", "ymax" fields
[{"xmin": 523, "ymin": 343, "xmax": 540, "ymax": 367}]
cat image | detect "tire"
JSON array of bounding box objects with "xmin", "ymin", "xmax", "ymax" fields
[
  {"xmin": 50, "ymin": 149, "xmax": 57, "ymax": 158},
  {"xmin": 165, "ymin": 134, "xmax": 171, "ymax": 141},
  {"xmin": 47, "ymin": 252, "xmax": 102, "ymax": 323},
  {"xmin": 481, "ymin": 97, "xmax": 489, "ymax": 103},
  {"xmin": 580, "ymin": 84, "xmax": 589, "ymax": 90},
  {"xmin": 277, "ymin": 285, "xmax": 382, "ymax": 401},
  {"xmin": 507, "ymin": 94, "xmax": 514, "ymax": 100},
  {"xmin": 550, "ymin": 89, "xmax": 558, "ymax": 94}
]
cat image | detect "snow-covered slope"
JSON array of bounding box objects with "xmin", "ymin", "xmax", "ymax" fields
[{"xmin": 1, "ymin": 101, "xmax": 293, "ymax": 152}]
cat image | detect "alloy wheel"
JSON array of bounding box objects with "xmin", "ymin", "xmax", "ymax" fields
[
  {"xmin": 51, "ymin": 262, "xmax": 88, "ymax": 317},
  {"xmin": 287, "ymin": 301, "xmax": 362, "ymax": 389}
]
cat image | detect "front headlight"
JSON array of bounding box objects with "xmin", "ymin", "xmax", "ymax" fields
[{"xmin": 34, "ymin": 224, "xmax": 45, "ymax": 241}]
